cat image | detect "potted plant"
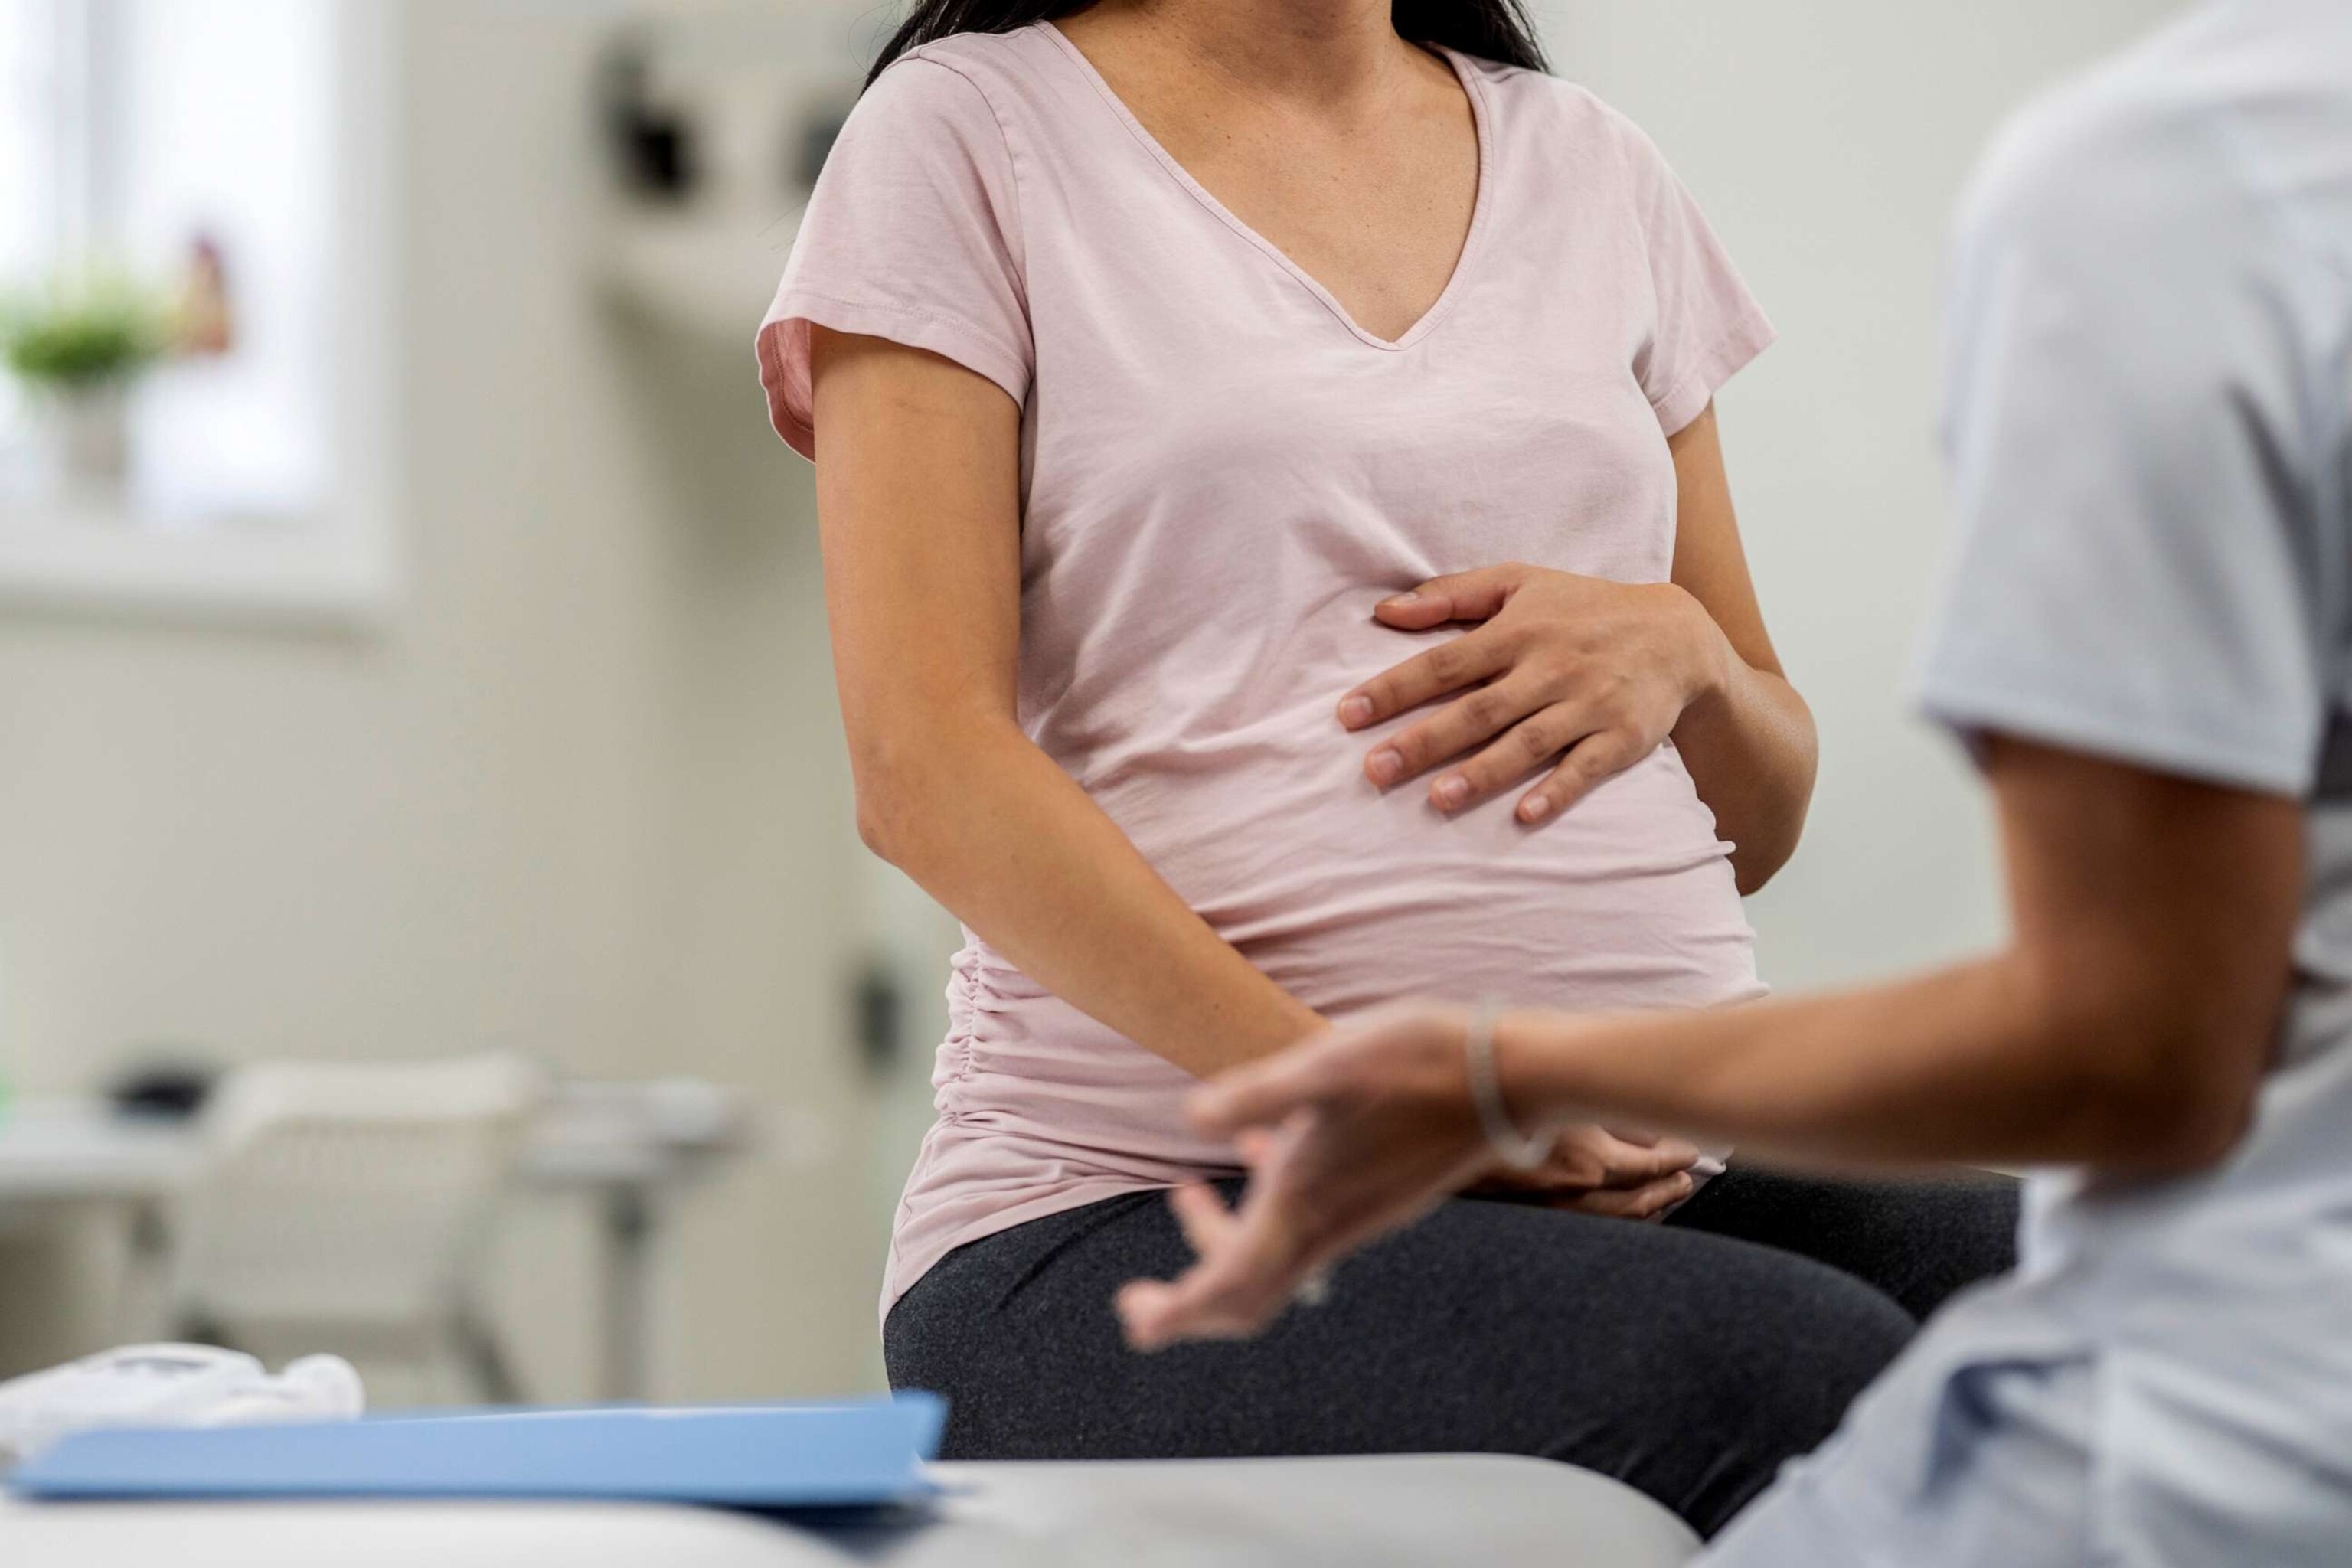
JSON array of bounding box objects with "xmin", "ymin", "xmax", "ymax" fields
[{"xmin": 0, "ymin": 270, "xmax": 167, "ymax": 497}]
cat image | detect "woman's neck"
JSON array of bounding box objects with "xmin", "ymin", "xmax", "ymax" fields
[{"xmin": 1086, "ymin": 0, "xmax": 1417, "ymax": 107}]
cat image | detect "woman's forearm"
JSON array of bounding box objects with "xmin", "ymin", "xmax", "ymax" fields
[
  {"xmin": 861, "ymin": 716, "xmax": 1325, "ymax": 1079},
  {"xmin": 815, "ymin": 328, "xmax": 1322, "ymax": 1082},
  {"xmin": 1671, "ymin": 644, "xmax": 1818, "ymax": 893}
]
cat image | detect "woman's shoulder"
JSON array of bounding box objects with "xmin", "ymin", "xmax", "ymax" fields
[
  {"xmin": 865, "ymin": 26, "xmax": 1062, "ymax": 126},
  {"xmin": 818, "ymin": 32, "xmax": 1048, "ymax": 196},
  {"xmin": 1458, "ymin": 57, "xmax": 1606, "ymax": 121},
  {"xmin": 1464, "ymin": 61, "xmax": 1685, "ymax": 193}
]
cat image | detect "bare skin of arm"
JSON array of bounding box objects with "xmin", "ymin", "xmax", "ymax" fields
[
  {"xmin": 814, "ymin": 328, "xmax": 1321, "ymax": 1077},
  {"xmin": 1661, "ymin": 407, "xmax": 1818, "ymax": 891},
  {"xmin": 1119, "ymin": 738, "xmax": 2301, "ymax": 1344},
  {"xmin": 1341, "ymin": 407, "xmax": 1818, "ymax": 893},
  {"xmin": 1501, "ymin": 740, "xmax": 2298, "ymax": 1168}
]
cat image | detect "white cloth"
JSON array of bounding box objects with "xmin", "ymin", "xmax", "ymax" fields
[{"xmin": 1710, "ymin": 2, "xmax": 2352, "ymax": 1561}]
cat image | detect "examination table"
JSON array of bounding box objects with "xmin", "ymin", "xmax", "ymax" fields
[{"xmin": 2, "ymin": 1453, "xmax": 1703, "ymax": 1566}]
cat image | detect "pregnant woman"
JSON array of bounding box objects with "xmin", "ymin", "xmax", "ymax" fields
[{"xmin": 757, "ymin": 0, "xmax": 2014, "ymax": 1537}]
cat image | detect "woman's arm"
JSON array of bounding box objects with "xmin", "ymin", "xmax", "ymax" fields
[
  {"xmin": 813, "ymin": 328, "xmax": 1321, "ymax": 1076},
  {"xmin": 1116, "ymin": 736, "xmax": 2301, "ymax": 1345},
  {"xmin": 1338, "ymin": 406, "xmax": 1816, "ymax": 892},
  {"xmin": 1658, "ymin": 407, "xmax": 1818, "ymax": 891}
]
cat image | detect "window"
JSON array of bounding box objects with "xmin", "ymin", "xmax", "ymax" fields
[{"xmin": 0, "ymin": 0, "xmax": 394, "ymax": 625}]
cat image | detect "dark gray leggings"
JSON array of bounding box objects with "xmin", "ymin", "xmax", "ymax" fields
[{"xmin": 884, "ymin": 1164, "xmax": 2019, "ymax": 1538}]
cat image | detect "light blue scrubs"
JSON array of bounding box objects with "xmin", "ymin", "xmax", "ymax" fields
[{"xmin": 1706, "ymin": 3, "xmax": 2352, "ymax": 1562}]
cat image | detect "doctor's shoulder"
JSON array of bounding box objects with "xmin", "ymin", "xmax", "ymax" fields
[{"xmin": 1950, "ymin": 16, "xmax": 2293, "ymax": 274}]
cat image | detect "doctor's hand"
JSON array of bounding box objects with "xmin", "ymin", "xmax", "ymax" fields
[
  {"xmin": 1341, "ymin": 564, "xmax": 1734, "ymax": 824},
  {"xmin": 1121, "ymin": 1004, "xmax": 1554, "ymax": 1350}
]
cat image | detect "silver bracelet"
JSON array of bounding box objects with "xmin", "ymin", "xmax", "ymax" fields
[{"xmin": 1465, "ymin": 998, "xmax": 1554, "ymax": 1172}]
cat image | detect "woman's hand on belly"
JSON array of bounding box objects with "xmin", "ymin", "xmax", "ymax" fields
[
  {"xmin": 1334, "ymin": 410, "xmax": 1818, "ymax": 893},
  {"xmin": 1338, "ymin": 564, "xmax": 1732, "ymax": 825}
]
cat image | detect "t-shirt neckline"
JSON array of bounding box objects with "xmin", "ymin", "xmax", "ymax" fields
[{"xmin": 1035, "ymin": 21, "xmax": 1495, "ymax": 354}]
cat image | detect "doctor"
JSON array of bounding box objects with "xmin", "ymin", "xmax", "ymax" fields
[{"xmin": 1117, "ymin": 2, "xmax": 2352, "ymax": 1561}]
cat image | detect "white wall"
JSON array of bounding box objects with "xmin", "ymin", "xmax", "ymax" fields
[{"xmin": 1541, "ymin": 0, "xmax": 2186, "ymax": 988}]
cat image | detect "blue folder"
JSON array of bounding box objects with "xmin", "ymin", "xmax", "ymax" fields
[{"xmin": 8, "ymin": 1393, "xmax": 946, "ymax": 1509}]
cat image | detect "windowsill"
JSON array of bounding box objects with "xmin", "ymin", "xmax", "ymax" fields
[{"xmin": 0, "ymin": 500, "xmax": 397, "ymax": 632}]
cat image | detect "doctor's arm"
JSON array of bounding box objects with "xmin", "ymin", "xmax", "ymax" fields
[{"xmin": 1119, "ymin": 736, "xmax": 2301, "ymax": 1344}]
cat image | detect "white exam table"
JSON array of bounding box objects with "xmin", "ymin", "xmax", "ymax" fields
[{"xmin": 0, "ymin": 1454, "xmax": 1702, "ymax": 1566}]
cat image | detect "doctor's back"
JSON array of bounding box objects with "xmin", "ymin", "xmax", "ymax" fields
[{"xmin": 1893, "ymin": 0, "xmax": 2352, "ymax": 1557}]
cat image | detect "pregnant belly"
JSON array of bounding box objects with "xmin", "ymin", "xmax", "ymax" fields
[
  {"xmin": 928, "ymin": 680, "xmax": 1759, "ymax": 1187},
  {"xmin": 928, "ymin": 733, "xmax": 1758, "ymax": 1196},
  {"xmin": 1094, "ymin": 728, "xmax": 1762, "ymax": 1022}
]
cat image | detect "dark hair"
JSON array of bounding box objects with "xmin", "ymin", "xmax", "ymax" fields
[{"xmin": 865, "ymin": 2, "xmax": 1549, "ymax": 89}]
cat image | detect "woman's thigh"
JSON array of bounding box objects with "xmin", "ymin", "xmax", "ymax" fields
[
  {"xmin": 885, "ymin": 1186, "xmax": 1919, "ymax": 1538},
  {"xmin": 1664, "ymin": 1165, "xmax": 2021, "ymax": 1321}
]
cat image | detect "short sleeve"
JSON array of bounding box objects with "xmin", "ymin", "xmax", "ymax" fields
[
  {"xmin": 755, "ymin": 57, "xmax": 1032, "ymax": 459},
  {"xmin": 1612, "ymin": 113, "xmax": 1777, "ymax": 436},
  {"xmin": 1913, "ymin": 91, "xmax": 2336, "ymax": 797}
]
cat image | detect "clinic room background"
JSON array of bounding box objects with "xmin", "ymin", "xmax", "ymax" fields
[{"xmin": 0, "ymin": 0, "xmax": 2177, "ymax": 1404}]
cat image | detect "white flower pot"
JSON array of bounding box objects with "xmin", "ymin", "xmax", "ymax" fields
[{"xmin": 45, "ymin": 381, "xmax": 133, "ymax": 498}]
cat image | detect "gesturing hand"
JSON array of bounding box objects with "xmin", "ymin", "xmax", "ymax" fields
[
  {"xmin": 1341, "ymin": 564, "xmax": 1734, "ymax": 825},
  {"xmin": 1118, "ymin": 1004, "xmax": 1511, "ymax": 1351}
]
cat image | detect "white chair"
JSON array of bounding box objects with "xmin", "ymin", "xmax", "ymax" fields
[{"xmin": 164, "ymin": 1056, "xmax": 544, "ymax": 1403}]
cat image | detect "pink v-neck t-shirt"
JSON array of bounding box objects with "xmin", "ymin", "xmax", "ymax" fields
[{"xmin": 757, "ymin": 24, "xmax": 1775, "ymax": 1316}]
